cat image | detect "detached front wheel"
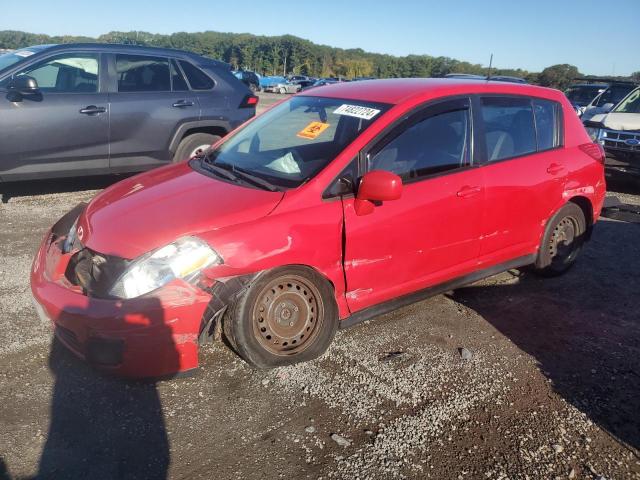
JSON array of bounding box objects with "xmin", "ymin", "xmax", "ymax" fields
[{"xmin": 223, "ymin": 266, "xmax": 339, "ymax": 368}]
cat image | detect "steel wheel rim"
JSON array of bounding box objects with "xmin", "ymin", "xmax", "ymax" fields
[
  {"xmin": 549, "ymin": 215, "xmax": 579, "ymax": 266},
  {"xmin": 252, "ymin": 275, "xmax": 324, "ymax": 356}
]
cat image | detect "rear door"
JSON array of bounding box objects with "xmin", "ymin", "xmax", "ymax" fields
[
  {"xmin": 107, "ymin": 54, "xmax": 199, "ymax": 171},
  {"xmin": 476, "ymin": 96, "xmax": 566, "ymax": 263},
  {"xmin": 342, "ymin": 97, "xmax": 485, "ymax": 313},
  {"xmin": 0, "ymin": 51, "xmax": 108, "ymax": 179}
]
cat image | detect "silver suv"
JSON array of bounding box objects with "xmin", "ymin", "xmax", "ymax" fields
[{"xmin": 0, "ymin": 43, "xmax": 257, "ymax": 182}]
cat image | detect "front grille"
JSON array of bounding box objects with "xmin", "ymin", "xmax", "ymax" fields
[
  {"xmin": 55, "ymin": 325, "xmax": 82, "ymax": 353},
  {"xmin": 603, "ymin": 129, "xmax": 640, "ymax": 153},
  {"xmin": 65, "ymin": 248, "xmax": 130, "ymax": 298}
]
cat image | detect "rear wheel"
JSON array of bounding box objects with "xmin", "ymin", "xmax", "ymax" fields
[
  {"xmin": 223, "ymin": 266, "xmax": 339, "ymax": 368},
  {"xmin": 172, "ymin": 133, "xmax": 221, "ymax": 163},
  {"xmin": 533, "ymin": 203, "xmax": 587, "ymax": 277},
  {"xmin": 279, "ymin": 87, "xmax": 287, "ymax": 94}
]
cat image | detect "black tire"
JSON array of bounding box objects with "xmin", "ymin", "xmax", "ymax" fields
[
  {"xmin": 533, "ymin": 202, "xmax": 587, "ymax": 277},
  {"xmin": 172, "ymin": 133, "xmax": 221, "ymax": 163},
  {"xmin": 223, "ymin": 266, "xmax": 339, "ymax": 368}
]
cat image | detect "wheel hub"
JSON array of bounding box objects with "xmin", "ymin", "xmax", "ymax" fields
[{"xmin": 252, "ymin": 275, "xmax": 324, "ymax": 355}]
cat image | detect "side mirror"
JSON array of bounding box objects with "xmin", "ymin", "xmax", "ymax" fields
[
  {"xmin": 601, "ymin": 102, "xmax": 614, "ymax": 112},
  {"xmin": 7, "ymin": 75, "xmax": 39, "ymax": 101},
  {"xmin": 354, "ymin": 170, "xmax": 402, "ymax": 215}
]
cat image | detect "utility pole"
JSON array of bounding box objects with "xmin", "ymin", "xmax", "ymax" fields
[{"xmin": 283, "ymin": 54, "xmax": 287, "ymax": 77}]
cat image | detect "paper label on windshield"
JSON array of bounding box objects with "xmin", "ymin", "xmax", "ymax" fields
[
  {"xmin": 297, "ymin": 121, "xmax": 330, "ymax": 140},
  {"xmin": 333, "ymin": 104, "xmax": 380, "ymax": 120},
  {"xmin": 15, "ymin": 50, "xmax": 35, "ymax": 58}
]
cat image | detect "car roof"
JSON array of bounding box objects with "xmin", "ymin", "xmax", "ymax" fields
[
  {"xmin": 24, "ymin": 43, "xmax": 229, "ymax": 68},
  {"xmin": 302, "ymin": 78, "xmax": 563, "ymax": 105}
]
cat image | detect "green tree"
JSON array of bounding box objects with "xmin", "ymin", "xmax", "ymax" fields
[{"xmin": 537, "ymin": 64, "xmax": 580, "ymax": 90}]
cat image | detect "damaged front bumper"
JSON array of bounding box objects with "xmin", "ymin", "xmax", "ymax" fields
[{"xmin": 30, "ymin": 226, "xmax": 213, "ymax": 378}]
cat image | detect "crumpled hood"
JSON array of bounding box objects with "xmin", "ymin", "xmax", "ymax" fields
[
  {"xmin": 591, "ymin": 112, "xmax": 640, "ymax": 131},
  {"xmin": 77, "ymin": 162, "xmax": 283, "ymax": 259}
]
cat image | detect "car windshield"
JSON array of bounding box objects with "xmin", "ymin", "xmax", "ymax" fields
[
  {"xmin": 200, "ymin": 96, "xmax": 390, "ymax": 189},
  {"xmin": 565, "ymin": 85, "xmax": 605, "ymax": 106},
  {"xmin": 614, "ymin": 88, "xmax": 640, "ymax": 114}
]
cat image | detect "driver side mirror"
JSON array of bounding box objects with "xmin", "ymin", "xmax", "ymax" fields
[
  {"xmin": 354, "ymin": 170, "xmax": 402, "ymax": 216},
  {"xmin": 7, "ymin": 75, "xmax": 40, "ymax": 101}
]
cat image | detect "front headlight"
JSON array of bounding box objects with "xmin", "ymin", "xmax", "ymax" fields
[
  {"xmin": 585, "ymin": 126, "xmax": 602, "ymax": 142},
  {"xmin": 110, "ymin": 237, "xmax": 221, "ymax": 299}
]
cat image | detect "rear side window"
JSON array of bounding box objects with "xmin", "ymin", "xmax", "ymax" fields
[
  {"xmin": 170, "ymin": 59, "xmax": 188, "ymax": 91},
  {"xmin": 533, "ymin": 99, "xmax": 561, "ymax": 151},
  {"xmin": 116, "ymin": 54, "xmax": 170, "ymax": 92},
  {"xmin": 179, "ymin": 61, "xmax": 214, "ymax": 90},
  {"xmin": 481, "ymin": 97, "xmax": 536, "ymax": 161},
  {"xmin": 369, "ymin": 103, "xmax": 470, "ymax": 181}
]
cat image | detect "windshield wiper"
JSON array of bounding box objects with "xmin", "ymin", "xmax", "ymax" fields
[
  {"xmin": 199, "ymin": 159, "xmax": 239, "ymax": 182},
  {"xmin": 216, "ymin": 162, "xmax": 279, "ymax": 192}
]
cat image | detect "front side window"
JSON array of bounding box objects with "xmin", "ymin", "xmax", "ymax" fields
[
  {"xmin": 199, "ymin": 96, "xmax": 389, "ymax": 189},
  {"xmin": 116, "ymin": 54, "xmax": 170, "ymax": 92},
  {"xmin": 614, "ymin": 88, "xmax": 640, "ymax": 114},
  {"xmin": 369, "ymin": 105, "xmax": 470, "ymax": 181},
  {"xmin": 179, "ymin": 61, "xmax": 214, "ymax": 90},
  {"xmin": 481, "ymin": 97, "xmax": 536, "ymax": 161},
  {"xmin": 11, "ymin": 53, "xmax": 98, "ymax": 93}
]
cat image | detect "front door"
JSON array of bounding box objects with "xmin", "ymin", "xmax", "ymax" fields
[
  {"xmin": 0, "ymin": 52, "xmax": 108, "ymax": 180},
  {"xmin": 342, "ymin": 98, "xmax": 485, "ymax": 313}
]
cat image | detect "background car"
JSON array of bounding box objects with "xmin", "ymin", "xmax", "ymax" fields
[
  {"xmin": 233, "ymin": 70, "xmax": 260, "ymax": 92},
  {"xmin": 565, "ymin": 82, "xmax": 608, "ymax": 115},
  {"xmin": 580, "ymin": 81, "xmax": 637, "ymax": 121},
  {"xmin": 0, "ymin": 43, "xmax": 257, "ymax": 182},
  {"xmin": 301, "ymin": 78, "xmax": 340, "ymax": 91},
  {"xmin": 263, "ymin": 80, "xmax": 300, "ymax": 94}
]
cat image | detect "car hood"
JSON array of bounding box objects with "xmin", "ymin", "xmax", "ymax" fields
[
  {"xmin": 77, "ymin": 162, "xmax": 284, "ymax": 259},
  {"xmin": 591, "ymin": 112, "xmax": 640, "ymax": 131}
]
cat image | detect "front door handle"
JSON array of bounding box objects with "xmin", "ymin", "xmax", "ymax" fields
[
  {"xmin": 456, "ymin": 185, "xmax": 482, "ymax": 198},
  {"xmin": 546, "ymin": 163, "xmax": 565, "ymax": 175},
  {"xmin": 172, "ymin": 100, "xmax": 194, "ymax": 108},
  {"xmin": 79, "ymin": 105, "xmax": 106, "ymax": 115}
]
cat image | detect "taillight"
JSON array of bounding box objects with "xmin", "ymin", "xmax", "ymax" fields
[
  {"xmin": 579, "ymin": 142, "xmax": 605, "ymax": 165},
  {"xmin": 240, "ymin": 94, "xmax": 259, "ymax": 108}
]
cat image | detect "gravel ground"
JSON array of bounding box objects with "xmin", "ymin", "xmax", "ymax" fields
[{"xmin": 0, "ymin": 94, "xmax": 638, "ymax": 479}]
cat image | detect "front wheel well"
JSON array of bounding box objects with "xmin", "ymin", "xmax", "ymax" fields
[{"xmin": 180, "ymin": 126, "xmax": 227, "ymax": 143}]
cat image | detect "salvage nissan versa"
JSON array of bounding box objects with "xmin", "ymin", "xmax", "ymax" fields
[{"xmin": 31, "ymin": 79, "xmax": 606, "ymax": 377}]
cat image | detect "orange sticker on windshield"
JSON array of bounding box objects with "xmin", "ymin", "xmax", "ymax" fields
[{"xmin": 297, "ymin": 121, "xmax": 330, "ymax": 140}]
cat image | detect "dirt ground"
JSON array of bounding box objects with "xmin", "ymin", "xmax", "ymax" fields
[{"xmin": 0, "ymin": 93, "xmax": 639, "ymax": 480}]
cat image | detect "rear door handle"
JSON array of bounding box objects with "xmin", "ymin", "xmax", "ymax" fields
[
  {"xmin": 546, "ymin": 163, "xmax": 565, "ymax": 175},
  {"xmin": 172, "ymin": 100, "xmax": 194, "ymax": 108},
  {"xmin": 456, "ymin": 185, "xmax": 482, "ymax": 198},
  {"xmin": 79, "ymin": 105, "xmax": 106, "ymax": 115}
]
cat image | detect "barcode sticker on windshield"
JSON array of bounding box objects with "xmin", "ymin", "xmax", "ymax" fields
[{"xmin": 333, "ymin": 104, "xmax": 380, "ymax": 120}]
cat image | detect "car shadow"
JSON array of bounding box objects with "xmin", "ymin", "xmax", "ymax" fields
[
  {"xmin": 31, "ymin": 296, "xmax": 178, "ymax": 480},
  {"xmin": 0, "ymin": 175, "xmax": 132, "ymax": 203},
  {"xmin": 449, "ymin": 219, "xmax": 640, "ymax": 451}
]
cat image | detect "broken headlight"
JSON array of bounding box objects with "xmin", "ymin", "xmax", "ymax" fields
[
  {"xmin": 109, "ymin": 237, "xmax": 221, "ymax": 299},
  {"xmin": 585, "ymin": 126, "xmax": 605, "ymax": 143}
]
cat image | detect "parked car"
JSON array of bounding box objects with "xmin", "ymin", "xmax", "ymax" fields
[
  {"xmin": 291, "ymin": 79, "xmax": 316, "ymax": 89},
  {"xmin": 564, "ymin": 82, "xmax": 608, "ymax": 115},
  {"xmin": 580, "ymin": 82, "xmax": 637, "ymax": 122},
  {"xmin": 32, "ymin": 78, "xmax": 605, "ymax": 377},
  {"xmin": 263, "ymin": 80, "xmax": 300, "ymax": 94},
  {"xmin": 301, "ymin": 78, "xmax": 339, "ymax": 91},
  {"xmin": 584, "ymin": 86, "xmax": 640, "ymax": 181},
  {"xmin": 233, "ymin": 70, "xmax": 260, "ymax": 92},
  {"xmin": 0, "ymin": 44, "xmax": 257, "ymax": 182},
  {"xmin": 259, "ymin": 75, "xmax": 286, "ymax": 90},
  {"xmin": 287, "ymin": 75, "xmax": 310, "ymax": 82}
]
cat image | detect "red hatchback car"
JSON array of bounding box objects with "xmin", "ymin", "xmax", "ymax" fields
[{"xmin": 31, "ymin": 79, "xmax": 606, "ymax": 377}]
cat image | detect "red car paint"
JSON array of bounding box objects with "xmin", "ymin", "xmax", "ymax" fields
[{"xmin": 31, "ymin": 79, "xmax": 606, "ymax": 377}]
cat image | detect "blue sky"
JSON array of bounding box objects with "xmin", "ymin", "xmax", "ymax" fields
[{"xmin": 2, "ymin": 0, "xmax": 639, "ymax": 76}]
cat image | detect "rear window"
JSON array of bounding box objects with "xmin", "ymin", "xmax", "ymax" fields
[
  {"xmin": 481, "ymin": 97, "xmax": 561, "ymax": 161},
  {"xmin": 116, "ymin": 54, "xmax": 170, "ymax": 92},
  {"xmin": 179, "ymin": 61, "xmax": 214, "ymax": 90},
  {"xmin": 481, "ymin": 97, "xmax": 536, "ymax": 161}
]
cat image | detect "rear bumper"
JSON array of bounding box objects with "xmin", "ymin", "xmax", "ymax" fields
[{"xmin": 30, "ymin": 230, "xmax": 212, "ymax": 378}]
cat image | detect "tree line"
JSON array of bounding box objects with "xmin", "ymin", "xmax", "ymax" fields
[{"xmin": 0, "ymin": 30, "xmax": 637, "ymax": 91}]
